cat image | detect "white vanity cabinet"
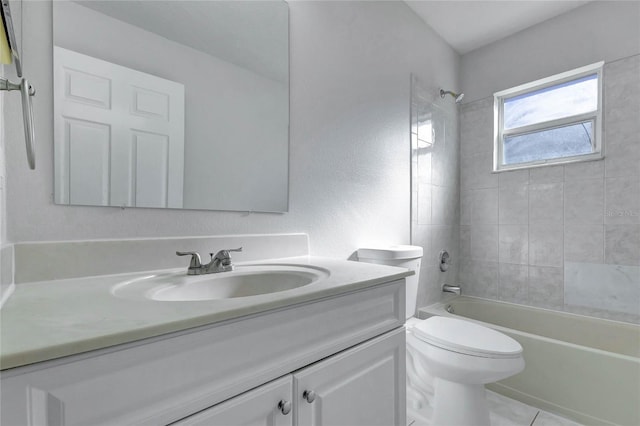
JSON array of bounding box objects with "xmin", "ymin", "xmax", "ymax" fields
[
  {"xmin": 173, "ymin": 328, "xmax": 405, "ymax": 426},
  {"xmin": 1, "ymin": 280, "xmax": 406, "ymax": 426},
  {"xmin": 172, "ymin": 376, "xmax": 294, "ymax": 426}
]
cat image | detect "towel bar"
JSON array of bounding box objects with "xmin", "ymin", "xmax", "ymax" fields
[{"xmin": 1, "ymin": 0, "xmax": 36, "ymax": 170}]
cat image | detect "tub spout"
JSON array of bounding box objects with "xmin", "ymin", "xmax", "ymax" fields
[{"xmin": 442, "ymin": 284, "xmax": 461, "ymax": 295}]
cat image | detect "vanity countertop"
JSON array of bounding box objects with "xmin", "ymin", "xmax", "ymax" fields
[{"xmin": 0, "ymin": 256, "xmax": 411, "ymax": 370}]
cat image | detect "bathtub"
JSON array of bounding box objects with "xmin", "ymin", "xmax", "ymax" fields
[{"xmin": 418, "ymin": 296, "xmax": 640, "ymax": 426}]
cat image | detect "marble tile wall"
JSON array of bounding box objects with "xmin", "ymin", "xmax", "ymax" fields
[{"xmin": 458, "ymin": 55, "xmax": 640, "ymax": 323}]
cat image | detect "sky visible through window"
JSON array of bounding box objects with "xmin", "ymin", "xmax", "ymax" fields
[
  {"xmin": 504, "ymin": 121, "xmax": 593, "ymax": 164},
  {"xmin": 502, "ymin": 73, "xmax": 598, "ymax": 165},
  {"xmin": 504, "ymin": 74, "xmax": 598, "ymax": 130}
]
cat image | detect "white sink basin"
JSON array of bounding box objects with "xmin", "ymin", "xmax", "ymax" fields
[{"xmin": 112, "ymin": 264, "xmax": 330, "ymax": 301}]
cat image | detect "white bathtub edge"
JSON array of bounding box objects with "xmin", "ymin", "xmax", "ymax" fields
[{"xmin": 418, "ymin": 298, "xmax": 639, "ymax": 362}]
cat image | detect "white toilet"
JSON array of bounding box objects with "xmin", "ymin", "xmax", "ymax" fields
[{"xmin": 357, "ymin": 246, "xmax": 524, "ymax": 426}]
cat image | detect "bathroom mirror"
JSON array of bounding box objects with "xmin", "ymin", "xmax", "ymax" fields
[{"xmin": 52, "ymin": 0, "xmax": 289, "ymax": 212}]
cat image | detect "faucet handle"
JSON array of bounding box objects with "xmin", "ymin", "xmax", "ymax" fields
[
  {"xmin": 176, "ymin": 251, "xmax": 202, "ymax": 268},
  {"xmin": 209, "ymin": 247, "xmax": 243, "ymax": 268},
  {"xmin": 209, "ymin": 247, "xmax": 243, "ymax": 258}
]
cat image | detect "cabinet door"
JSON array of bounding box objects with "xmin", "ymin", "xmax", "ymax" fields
[
  {"xmin": 294, "ymin": 328, "xmax": 406, "ymax": 426},
  {"xmin": 172, "ymin": 376, "xmax": 293, "ymax": 426}
]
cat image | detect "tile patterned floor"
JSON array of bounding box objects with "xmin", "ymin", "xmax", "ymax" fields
[
  {"xmin": 408, "ymin": 390, "xmax": 583, "ymax": 426},
  {"xmin": 487, "ymin": 392, "xmax": 582, "ymax": 426}
]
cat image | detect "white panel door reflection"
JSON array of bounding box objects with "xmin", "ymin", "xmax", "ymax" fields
[{"xmin": 54, "ymin": 46, "xmax": 185, "ymax": 208}]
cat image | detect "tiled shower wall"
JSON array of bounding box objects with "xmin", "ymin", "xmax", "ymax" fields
[
  {"xmin": 411, "ymin": 77, "xmax": 460, "ymax": 311},
  {"xmin": 459, "ymin": 55, "xmax": 640, "ymax": 323}
]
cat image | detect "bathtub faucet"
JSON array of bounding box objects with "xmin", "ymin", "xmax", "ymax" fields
[{"xmin": 442, "ymin": 284, "xmax": 461, "ymax": 295}]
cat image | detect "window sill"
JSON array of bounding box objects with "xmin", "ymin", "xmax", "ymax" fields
[{"xmin": 492, "ymin": 153, "xmax": 604, "ymax": 173}]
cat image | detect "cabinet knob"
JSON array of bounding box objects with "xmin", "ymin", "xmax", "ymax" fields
[
  {"xmin": 278, "ymin": 400, "xmax": 292, "ymax": 415},
  {"xmin": 303, "ymin": 390, "xmax": 316, "ymax": 403}
]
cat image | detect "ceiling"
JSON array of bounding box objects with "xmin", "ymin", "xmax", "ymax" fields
[
  {"xmin": 405, "ymin": 1, "xmax": 592, "ymax": 55},
  {"xmin": 74, "ymin": 1, "xmax": 289, "ymax": 83}
]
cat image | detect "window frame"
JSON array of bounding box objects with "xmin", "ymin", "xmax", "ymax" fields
[{"xmin": 493, "ymin": 61, "xmax": 604, "ymax": 172}]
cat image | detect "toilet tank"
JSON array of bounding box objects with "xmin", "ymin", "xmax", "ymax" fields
[{"xmin": 357, "ymin": 245, "xmax": 423, "ymax": 320}]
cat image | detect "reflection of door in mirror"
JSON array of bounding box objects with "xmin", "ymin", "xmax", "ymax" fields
[
  {"xmin": 53, "ymin": 46, "xmax": 185, "ymax": 208},
  {"xmin": 52, "ymin": 0, "xmax": 290, "ymax": 213}
]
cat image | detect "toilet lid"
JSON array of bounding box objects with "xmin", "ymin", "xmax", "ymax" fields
[{"xmin": 412, "ymin": 316, "xmax": 522, "ymax": 358}]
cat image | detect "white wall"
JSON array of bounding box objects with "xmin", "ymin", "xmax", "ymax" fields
[
  {"xmin": 1, "ymin": 66, "xmax": 4, "ymax": 243},
  {"xmin": 461, "ymin": 1, "xmax": 640, "ymax": 102},
  {"xmin": 4, "ymin": 1, "xmax": 459, "ymax": 259},
  {"xmin": 0, "ymin": 65, "xmax": 8, "ymax": 302},
  {"xmin": 0, "ymin": 66, "xmax": 5, "ymax": 245}
]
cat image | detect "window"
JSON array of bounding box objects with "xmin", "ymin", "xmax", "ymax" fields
[{"xmin": 493, "ymin": 62, "xmax": 603, "ymax": 171}]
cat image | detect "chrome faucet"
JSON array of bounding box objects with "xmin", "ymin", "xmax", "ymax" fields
[
  {"xmin": 176, "ymin": 247, "xmax": 243, "ymax": 275},
  {"xmin": 442, "ymin": 284, "xmax": 461, "ymax": 295}
]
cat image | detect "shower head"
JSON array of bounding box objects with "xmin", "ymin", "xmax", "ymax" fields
[{"xmin": 440, "ymin": 89, "xmax": 464, "ymax": 104}]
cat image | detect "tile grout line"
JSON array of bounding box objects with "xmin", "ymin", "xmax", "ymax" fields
[{"xmin": 529, "ymin": 410, "xmax": 541, "ymax": 426}]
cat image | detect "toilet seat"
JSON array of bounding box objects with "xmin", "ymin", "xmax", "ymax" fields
[{"xmin": 411, "ymin": 316, "xmax": 522, "ymax": 359}]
